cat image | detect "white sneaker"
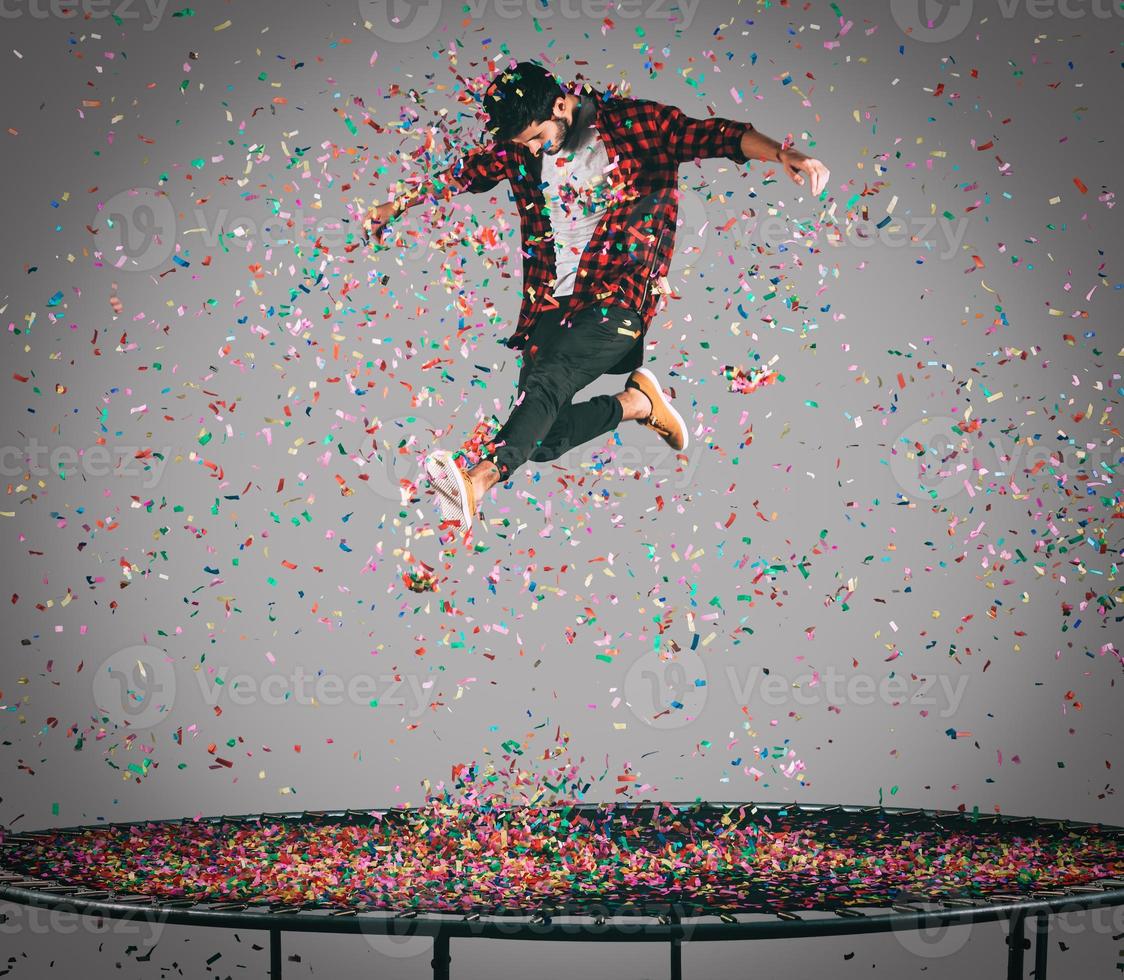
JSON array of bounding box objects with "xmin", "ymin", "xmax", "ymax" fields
[{"xmin": 424, "ymin": 450, "xmax": 476, "ymax": 536}]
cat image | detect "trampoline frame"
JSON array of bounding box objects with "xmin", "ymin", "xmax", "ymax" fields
[{"xmin": 2, "ymin": 802, "xmax": 1122, "ymax": 980}]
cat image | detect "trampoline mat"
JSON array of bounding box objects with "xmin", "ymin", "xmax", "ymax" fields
[{"xmin": 2, "ymin": 803, "xmax": 1122, "ymax": 917}]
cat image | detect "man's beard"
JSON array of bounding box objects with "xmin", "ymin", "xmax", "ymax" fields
[{"xmin": 544, "ymin": 115, "xmax": 571, "ymax": 155}]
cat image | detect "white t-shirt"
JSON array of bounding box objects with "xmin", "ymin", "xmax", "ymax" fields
[{"xmin": 542, "ymin": 105, "xmax": 611, "ymax": 298}]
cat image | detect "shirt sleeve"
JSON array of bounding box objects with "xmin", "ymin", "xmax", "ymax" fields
[
  {"xmin": 644, "ymin": 100, "xmax": 756, "ymax": 165},
  {"xmin": 436, "ymin": 141, "xmax": 510, "ymax": 195}
]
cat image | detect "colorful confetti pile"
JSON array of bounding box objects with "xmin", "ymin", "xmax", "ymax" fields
[{"xmin": 2, "ymin": 804, "xmax": 1121, "ymax": 914}]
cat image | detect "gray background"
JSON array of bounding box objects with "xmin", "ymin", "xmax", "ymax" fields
[{"xmin": 1, "ymin": 0, "xmax": 1121, "ymax": 975}]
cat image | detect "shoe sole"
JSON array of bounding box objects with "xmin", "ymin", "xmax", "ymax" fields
[
  {"xmin": 424, "ymin": 451, "xmax": 473, "ymax": 533},
  {"xmin": 633, "ymin": 366, "xmax": 689, "ymax": 452}
]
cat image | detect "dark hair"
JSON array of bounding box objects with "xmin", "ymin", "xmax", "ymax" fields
[{"xmin": 482, "ymin": 61, "xmax": 564, "ymax": 142}]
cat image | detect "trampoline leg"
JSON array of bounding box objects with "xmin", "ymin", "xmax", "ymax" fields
[
  {"xmin": 1006, "ymin": 910, "xmax": 1028, "ymax": 980},
  {"xmin": 431, "ymin": 932, "xmax": 450, "ymax": 980},
  {"xmin": 669, "ymin": 909, "xmax": 682, "ymax": 980},
  {"xmin": 1033, "ymin": 914, "xmax": 1049, "ymax": 980},
  {"xmin": 270, "ymin": 928, "xmax": 282, "ymax": 980},
  {"xmin": 670, "ymin": 937, "xmax": 682, "ymax": 980}
]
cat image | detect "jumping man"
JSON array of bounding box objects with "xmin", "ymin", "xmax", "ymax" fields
[{"xmin": 363, "ymin": 61, "xmax": 829, "ymax": 538}]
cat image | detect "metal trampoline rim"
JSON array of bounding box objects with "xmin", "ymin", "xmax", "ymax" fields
[{"xmin": 2, "ymin": 881, "xmax": 1124, "ymax": 942}]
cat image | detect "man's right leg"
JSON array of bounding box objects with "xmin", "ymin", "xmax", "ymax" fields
[
  {"xmin": 520, "ymin": 306, "xmax": 648, "ymax": 465},
  {"xmin": 485, "ymin": 308, "xmax": 642, "ymax": 483},
  {"xmin": 527, "ymin": 395, "xmax": 625, "ymax": 465},
  {"xmin": 466, "ymin": 383, "xmax": 653, "ymax": 499}
]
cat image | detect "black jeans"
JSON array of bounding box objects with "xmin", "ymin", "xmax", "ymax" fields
[{"xmin": 491, "ymin": 304, "xmax": 643, "ymax": 481}]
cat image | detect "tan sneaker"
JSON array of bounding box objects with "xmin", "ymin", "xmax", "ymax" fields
[
  {"xmin": 627, "ymin": 367, "xmax": 689, "ymax": 452},
  {"xmin": 424, "ymin": 450, "xmax": 476, "ymax": 536}
]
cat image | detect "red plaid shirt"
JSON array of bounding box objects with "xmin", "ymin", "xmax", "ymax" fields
[{"xmin": 436, "ymin": 83, "xmax": 756, "ymax": 353}]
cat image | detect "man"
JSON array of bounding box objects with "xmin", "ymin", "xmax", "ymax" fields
[{"xmin": 363, "ymin": 61, "xmax": 829, "ymax": 539}]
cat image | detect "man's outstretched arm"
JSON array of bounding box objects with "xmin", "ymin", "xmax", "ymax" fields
[
  {"xmin": 738, "ymin": 127, "xmax": 831, "ymax": 196},
  {"xmin": 362, "ymin": 141, "xmax": 509, "ymax": 241},
  {"xmin": 643, "ymin": 100, "xmax": 830, "ymax": 197}
]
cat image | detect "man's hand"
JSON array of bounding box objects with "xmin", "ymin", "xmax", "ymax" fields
[
  {"xmin": 778, "ymin": 148, "xmax": 830, "ymax": 196},
  {"xmin": 361, "ymin": 200, "xmax": 400, "ymax": 244}
]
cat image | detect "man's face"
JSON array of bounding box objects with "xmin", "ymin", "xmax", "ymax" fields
[{"xmin": 511, "ymin": 96, "xmax": 571, "ymax": 157}]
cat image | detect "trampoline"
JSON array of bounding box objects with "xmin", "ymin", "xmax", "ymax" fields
[{"xmin": 1, "ymin": 802, "xmax": 1122, "ymax": 979}]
